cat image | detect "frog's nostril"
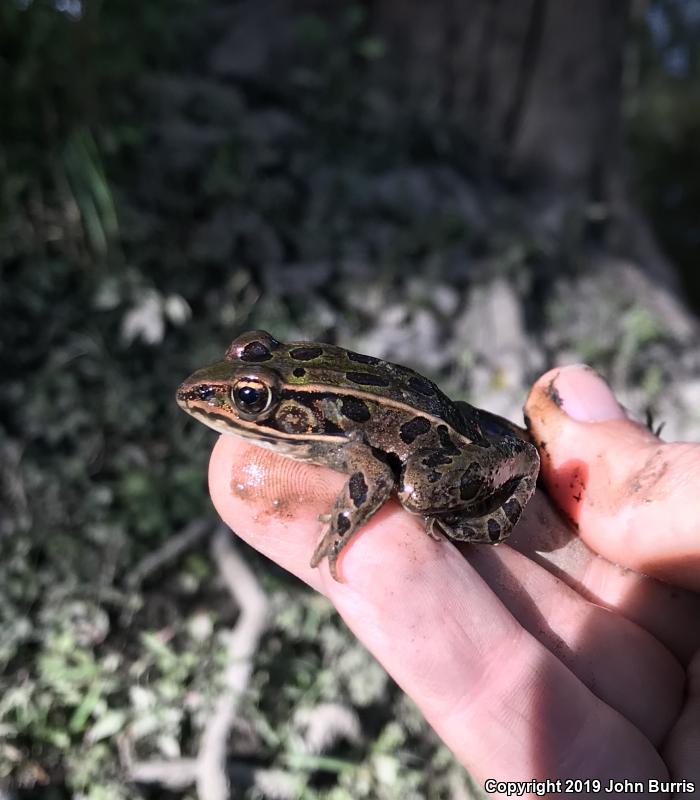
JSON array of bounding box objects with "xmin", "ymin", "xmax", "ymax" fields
[{"xmin": 176, "ymin": 384, "xmax": 208, "ymax": 404}]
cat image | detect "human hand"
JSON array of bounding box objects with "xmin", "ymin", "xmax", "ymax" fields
[{"xmin": 208, "ymin": 365, "xmax": 699, "ymax": 796}]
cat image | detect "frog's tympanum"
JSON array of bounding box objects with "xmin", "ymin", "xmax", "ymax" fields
[{"xmin": 177, "ymin": 331, "xmax": 540, "ymax": 581}]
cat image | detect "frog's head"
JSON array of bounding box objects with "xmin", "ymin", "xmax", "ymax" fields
[
  {"xmin": 176, "ymin": 332, "xmax": 285, "ymax": 437},
  {"xmin": 176, "ymin": 331, "xmax": 336, "ymax": 450},
  {"xmin": 177, "ymin": 358, "xmax": 283, "ymax": 425}
]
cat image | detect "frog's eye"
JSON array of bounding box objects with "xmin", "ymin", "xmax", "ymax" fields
[{"xmin": 231, "ymin": 378, "xmax": 273, "ymax": 416}]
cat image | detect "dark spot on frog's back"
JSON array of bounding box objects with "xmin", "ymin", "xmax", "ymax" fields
[
  {"xmin": 408, "ymin": 375, "xmax": 436, "ymax": 396},
  {"xmin": 399, "ymin": 416, "xmax": 431, "ymax": 444},
  {"xmin": 345, "ymin": 350, "xmax": 381, "ymax": 365},
  {"xmin": 341, "ymin": 396, "xmax": 371, "ymax": 423},
  {"xmin": 487, "ymin": 518, "xmax": 502, "ymax": 542},
  {"xmin": 347, "ymin": 350, "xmax": 380, "ymax": 365},
  {"xmin": 437, "ymin": 425, "xmax": 460, "ymax": 455},
  {"xmin": 347, "ymin": 371, "xmax": 390, "ymax": 387},
  {"xmin": 349, "ymin": 472, "xmax": 368, "ymax": 507},
  {"xmin": 290, "ymin": 346, "xmax": 323, "ymax": 361},
  {"xmin": 240, "ymin": 341, "xmax": 273, "ymax": 362}
]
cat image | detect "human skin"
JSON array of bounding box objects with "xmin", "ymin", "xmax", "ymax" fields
[{"xmin": 207, "ymin": 364, "xmax": 700, "ymax": 799}]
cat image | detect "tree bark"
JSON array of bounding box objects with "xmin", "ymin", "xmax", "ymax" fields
[
  {"xmin": 369, "ymin": 0, "xmax": 630, "ymax": 193},
  {"xmin": 202, "ymin": 0, "xmax": 691, "ymax": 325},
  {"xmin": 368, "ymin": 0, "xmax": 693, "ymax": 316}
]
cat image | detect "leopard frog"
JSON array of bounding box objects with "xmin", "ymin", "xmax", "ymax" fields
[{"xmin": 177, "ymin": 331, "xmax": 540, "ymax": 580}]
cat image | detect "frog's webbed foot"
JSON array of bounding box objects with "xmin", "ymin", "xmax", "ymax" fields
[
  {"xmin": 434, "ymin": 473, "xmax": 537, "ymax": 544},
  {"xmin": 309, "ymin": 443, "xmax": 395, "ymax": 581}
]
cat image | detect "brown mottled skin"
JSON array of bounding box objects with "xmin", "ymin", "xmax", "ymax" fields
[{"xmin": 177, "ymin": 331, "xmax": 540, "ymax": 580}]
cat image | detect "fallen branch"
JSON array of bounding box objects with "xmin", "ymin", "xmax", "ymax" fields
[
  {"xmin": 128, "ymin": 757, "xmax": 298, "ymax": 799},
  {"xmin": 127, "ymin": 519, "xmax": 212, "ymax": 588},
  {"xmin": 128, "ymin": 757, "xmax": 197, "ymax": 790},
  {"xmin": 127, "ymin": 524, "xmax": 269, "ymax": 800},
  {"xmin": 196, "ymin": 526, "xmax": 269, "ymax": 800}
]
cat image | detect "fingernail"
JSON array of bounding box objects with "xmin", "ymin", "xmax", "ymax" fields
[{"xmin": 551, "ymin": 365, "xmax": 627, "ymax": 423}]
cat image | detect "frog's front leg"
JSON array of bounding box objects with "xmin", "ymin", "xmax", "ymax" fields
[
  {"xmin": 398, "ymin": 438, "xmax": 539, "ymax": 545},
  {"xmin": 309, "ymin": 442, "xmax": 395, "ymax": 580}
]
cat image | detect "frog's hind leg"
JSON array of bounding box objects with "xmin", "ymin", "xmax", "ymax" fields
[{"xmin": 433, "ymin": 473, "xmax": 536, "ymax": 545}]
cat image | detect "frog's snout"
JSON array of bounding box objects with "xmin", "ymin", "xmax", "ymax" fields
[
  {"xmin": 176, "ymin": 380, "xmax": 200, "ymax": 409},
  {"xmin": 176, "ymin": 379, "xmax": 220, "ymax": 408}
]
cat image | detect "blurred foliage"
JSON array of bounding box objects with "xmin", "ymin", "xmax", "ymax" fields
[
  {"xmin": 0, "ymin": 0, "xmax": 697, "ymax": 797},
  {"xmin": 0, "ymin": 3, "xmax": 480, "ymax": 797}
]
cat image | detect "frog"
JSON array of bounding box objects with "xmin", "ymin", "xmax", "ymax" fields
[{"xmin": 176, "ymin": 330, "xmax": 540, "ymax": 581}]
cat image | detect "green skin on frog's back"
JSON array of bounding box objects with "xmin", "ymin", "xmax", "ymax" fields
[{"xmin": 176, "ymin": 331, "xmax": 540, "ymax": 581}]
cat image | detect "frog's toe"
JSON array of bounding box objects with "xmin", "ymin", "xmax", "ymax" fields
[
  {"xmin": 309, "ymin": 531, "xmax": 344, "ymax": 581},
  {"xmin": 309, "ymin": 536, "xmax": 329, "ymax": 568},
  {"xmin": 424, "ymin": 517, "xmax": 445, "ymax": 542},
  {"xmin": 327, "ymin": 552, "xmax": 341, "ymax": 581}
]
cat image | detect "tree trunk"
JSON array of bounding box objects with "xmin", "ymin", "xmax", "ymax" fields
[
  {"xmin": 368, "ymin": 0, "xmax": 693, "ymax": 327},
  {"xmin": 204, "ymin": 0, "xmax": 692, "ymax": 332},
  {"xmin": 369, "ymin": 0, "xmax": 629, "ymax": 193}
]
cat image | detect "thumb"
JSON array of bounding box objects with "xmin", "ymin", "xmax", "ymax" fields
[{"xmin": 525, "ymin": 365, "xmax": 700, "ymax": 591}]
